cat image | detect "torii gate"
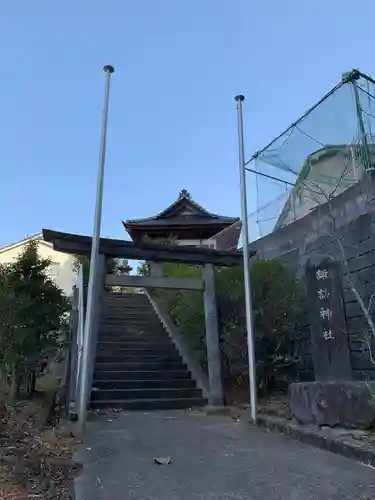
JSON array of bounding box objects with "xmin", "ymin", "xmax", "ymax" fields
[{"xmin": 43, "ymin": 229, "xmax": 252, "ymax": 426}]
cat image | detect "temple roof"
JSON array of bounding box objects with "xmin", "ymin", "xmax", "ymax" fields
[
  {"xmin": 123, "ymin": 190, "xmax": 239, "ymax": 240},
  {"xmin": 212, "ymin": 220, "xmax": 242, "ymax": 251}
]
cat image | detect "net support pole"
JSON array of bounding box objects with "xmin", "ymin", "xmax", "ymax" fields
[
  {"xmin": 347, "ymin": 70, "xmax": 372, "ymax": 172},
  {"xmin": 79, "ymin": 65, "xmax": 115, "ymax": 431},
  {"xmin": 234, "ymin": 94, "xmax": 257, "ymax": 423}
]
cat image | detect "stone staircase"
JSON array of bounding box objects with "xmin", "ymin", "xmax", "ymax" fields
[{"xmin": 91, "ymin": 292, "xmax": 207, "ymax": 410}]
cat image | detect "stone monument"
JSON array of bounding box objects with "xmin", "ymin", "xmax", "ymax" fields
[{"xmin": 289, "ymin": 258, "xmax": 375, "ymax": 429}]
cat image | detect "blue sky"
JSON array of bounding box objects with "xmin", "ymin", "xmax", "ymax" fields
[{"xmin": 1, "ymin": 0, "xmax": 375, "ymax": 247}]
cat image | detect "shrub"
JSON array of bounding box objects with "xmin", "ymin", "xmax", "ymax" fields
[
  {"xmin": 217, "ymin": 261, "xmax": 303, "ymax": 393},
  {"xmin": 148, "ymin": 259, "xmax": 303, "ymax": 395},
  {"xmin": 0, "ymin": 241, "xmax": 69, "ymax": 399}
]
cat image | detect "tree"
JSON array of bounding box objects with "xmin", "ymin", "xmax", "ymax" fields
[
  {"xmin": 0, "ymin": 264, "xmax": 31, "ymax": 397},
  {"xmin": 0, "ymin": 241, "xmax": 69, "ymax": 399},
  {"xmin": 137, "ymin": 262, "xmax": 149, "ymax": 276},
  {"xmin": 72, "ymin": 255, "xmax": 132, "ymax": 286}
]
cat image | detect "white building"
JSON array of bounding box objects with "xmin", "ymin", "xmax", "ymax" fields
[
  {"xmin": 0, "ymin": 233, "xmax": 76, "ymax": 296},
  {"xmin": 275, "ymin": 144, "xmax": 373, "ymax": 229}
]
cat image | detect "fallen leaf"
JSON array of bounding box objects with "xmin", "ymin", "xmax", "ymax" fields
[{"xmin": 154, "ymin": 456, "xmax": 172, "ymax": 465}]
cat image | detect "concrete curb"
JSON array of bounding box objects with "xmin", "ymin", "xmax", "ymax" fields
[{"xmin": 257, "ymin": 414, "xmax": 375, "ymax": 467}]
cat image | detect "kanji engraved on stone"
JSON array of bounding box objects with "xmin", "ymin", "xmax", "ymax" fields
[
  {"xmin": 317, "ymin": 288, "xmax": 330, "ymax": 300},
  {"xmin": 320, "ymin": 307, "xmax": 332, "ymax": 320},
  {"xmin": 316, "ymin": 269, "xmax": 329, "ymax": 280},
  {"xmin": 322, "ymin": 329, "xmax": 335, "ymax": 340}
]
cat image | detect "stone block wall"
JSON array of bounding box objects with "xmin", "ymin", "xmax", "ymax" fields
[{"xmin": 249, "ymin": 175, "xmax": 375, "ymax": 381}]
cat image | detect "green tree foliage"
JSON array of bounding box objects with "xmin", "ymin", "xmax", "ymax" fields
[
  {"xmin": 150, "ymin": 260, "xmax": 303, "ymax": 394},
  {"xmin": 72, "ymin": 255, "xmax": 90, "ymax": 285},
  {"xmin": 152, "ymin": 263, "xmax": 206, "ymax": 365},
  {"xmin": 72, "ymin": 255, "xmax": 132, "ymax": 286},
  {"xmin": 217, "ymin": 261, "xmax": 303, "ymax": 393},
  {"xmin": 137, "ymin": 262, "xmax": 149, "ymax": 276},
  {"xmin": 0, "ymin": 240, "xmax": 69, "ymax": 399}
]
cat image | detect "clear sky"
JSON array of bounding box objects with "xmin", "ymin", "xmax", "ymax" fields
[{"xmin": 1, "ymin": 0, "xmax": 375, "ymax": 247}]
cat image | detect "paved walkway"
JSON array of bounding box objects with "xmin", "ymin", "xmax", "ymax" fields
[{"xmin": 75, "ymin": 410, "xmax": 375, "ymax": 500}]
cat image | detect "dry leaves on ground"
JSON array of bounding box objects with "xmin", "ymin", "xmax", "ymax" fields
[{"xmin": 0, "ymin": 397, "xmax": 80, "ymax": 500}]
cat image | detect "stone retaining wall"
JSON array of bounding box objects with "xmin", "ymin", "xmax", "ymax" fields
[{"xmin": 249, "ymin": 175, "xmax": 375, "ymax": 380}]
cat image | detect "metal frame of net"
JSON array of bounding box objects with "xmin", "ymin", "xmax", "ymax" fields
[{"xmin": 245, "ymin": 69, "xmax": 375, "ymax": 242}]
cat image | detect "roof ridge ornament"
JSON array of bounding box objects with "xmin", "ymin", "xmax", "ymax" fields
[{"xmin": 178, "ymin": 189, "xmax": 191, "ymax": 200}]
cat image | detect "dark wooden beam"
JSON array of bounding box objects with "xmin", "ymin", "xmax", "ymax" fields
[{"xmin": 42, "ymin": 229, "xmax": 251, "ymax": 266}]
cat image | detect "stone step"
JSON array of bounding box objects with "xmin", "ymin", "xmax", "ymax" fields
[
  {"xmin": 93, "ymin": 379, "xmax": 197, "ymax": 390},
  {"xmin": 100, "ymin": 325, "xmax": 165, "ymax": 332},
  {"xmin": 103, "ymin": 297, "xmax": 149, "ymax": 305},
  {"xmin": 97, "ymin": 342, "xmax": 174, "ymax": 350},
  {"xmin": 98, "ymin": 334, "xmax": 168, "ymax": 342},
  {"xmin": 100, "ymin": 323, "xmax": 165, "ymax": 330},
  {"xmin": 94, "ymin": 360, "xmax": 186, "ymax": 371},
  {"xmin": 101, "ymin": 310, "xmax": 158, "ymax": 316},
  {"xmin": 101, "ymin": 317, "xmax": 158, "ymax": 323},
  {"xmin": 102, "ymin": 303, "xmax": 152, "ymax": 309},
  {"xmin": 99, "ymin": 328, "xmax": 167, "ymax": 336},
  {"xmin": 93, "ymin": 370, "xmax": 191, "ymax": 381},
  {"xmin": 102, "ymin": 305, "xmax": 151, "ymax": 311},
  {"xmin": 101, "ymin": 320, "xmax": 160, "ymax": 327},
  {"xmin": 98, "ymin": 341, "xmax": 169, "ymax": 348},
  {"xmin": 96, "ymin": 345, "xmax": 176, "ymax": 353},
  {"xmin": 90, "ymin": 397, "xmax": 207, "ymax": 410},
  {"xmin": 101, "ymin": 309, "xmax": 157, "ymax": 316},
  {"xmin": 99, "ymin": 325, "xmax": 166, "ymax": 333},
  {"xmin": 103, "ymin": 303, "xmax": 150, "ymax": 308},
  {"xmin": 103, "ymin": 300, "xmax": 152, "ymax": 306},
  {"xmin": 100, "ymin": 321, "xmax": 163, "ymax": 328},
  {"xmin": 98, "ymin": 340, "xmax": 169, "ymax": 347},
  {"xmin": 100, "ymin": 321, "xmax": 165, "ymax": 328},
  {"xmin": 95, "ymin": 353, "xmax": 180, "ymax": 363},
  {"xmin": 91, "ymin": 387, "xmax": 203, "ymax": 401},
  {"xmin": 101, "ymin": 315, "xmax": 160, "ymax": 322},
  {"xmin": 103, "ymin": 304, "xmax": 149, "ymax": 308}
]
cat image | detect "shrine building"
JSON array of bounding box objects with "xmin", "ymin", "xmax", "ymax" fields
[{"xmin": 123, "ymin": 190, "xmax": 241, "ymax": 251}]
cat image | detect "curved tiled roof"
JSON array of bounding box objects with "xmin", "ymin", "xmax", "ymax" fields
[{"xmin": 123, "ymin": 190, "xmax": 239, "ymax": 228}]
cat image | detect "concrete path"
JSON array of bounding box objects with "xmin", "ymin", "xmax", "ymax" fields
[{"xmin": 75, "ymin": 410, "xmax": 375, "ymax": 500}]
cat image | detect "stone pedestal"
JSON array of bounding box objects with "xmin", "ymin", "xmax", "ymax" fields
[{"xmin": 289, "ymin": 381, "xmax": 375, "ymax": 429}]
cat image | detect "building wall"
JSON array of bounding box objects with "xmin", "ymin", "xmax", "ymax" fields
[
  {"xmin": 278, "ymin": 149, "xmax": 366, "ymax": 228},
  {"xmin": 0, "ymin": 238, "xmax": 76, "ymax": 296},
  {"xmin": 249, "ymin": 176, "xmax": 375, "ymax": 380},
  {"xmin": 150, "ymin": 237, "xmax": 216, "ymax": 248},
  {"xmin": 176, "ymin": 238, "xmax": 216, "ymax": 249}
]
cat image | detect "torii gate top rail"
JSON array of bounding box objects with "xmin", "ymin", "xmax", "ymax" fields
[{"xmin": 42, "ymin": 229, "xmax": 250, "ymax": 266}]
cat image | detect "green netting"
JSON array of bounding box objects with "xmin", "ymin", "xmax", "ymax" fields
[{"xmin": 246, "ymin": 71, "xmax": 375, "ymax": 241}]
